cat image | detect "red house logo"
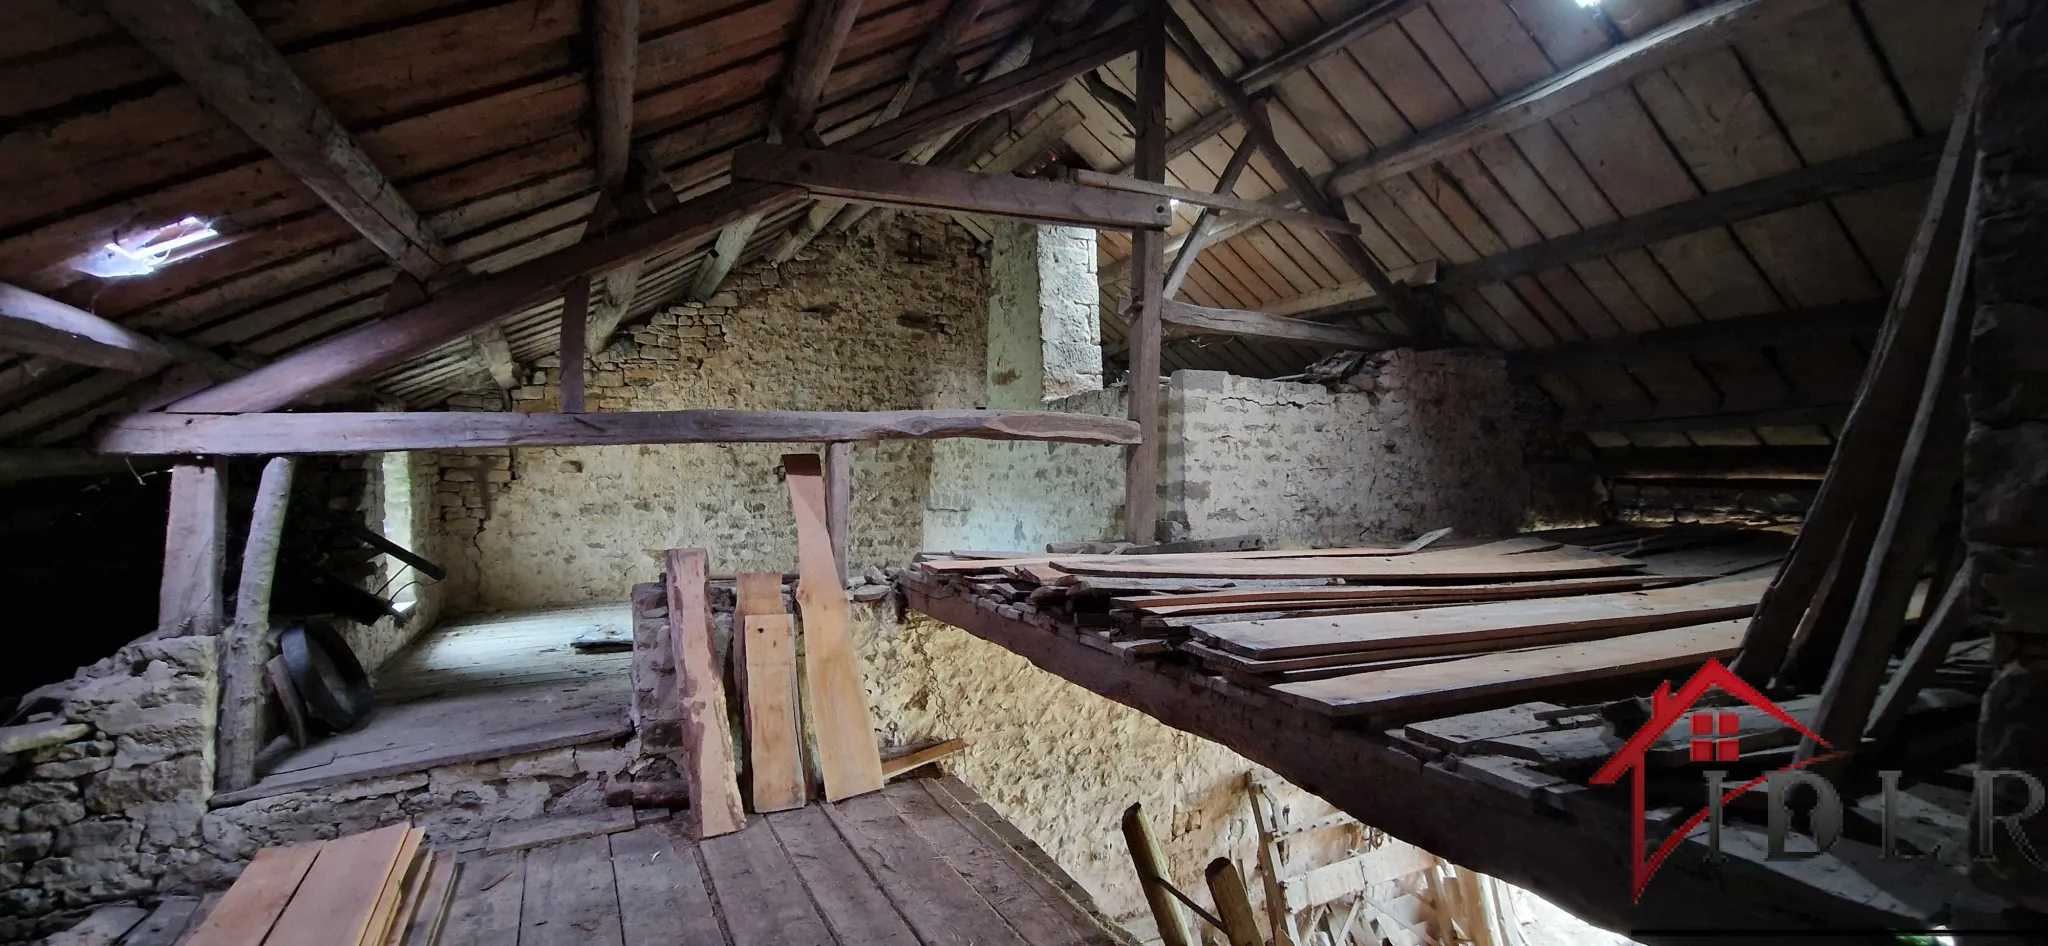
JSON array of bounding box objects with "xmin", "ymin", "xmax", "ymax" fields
[{"xmin": 1588, "ymin": 659, "xmax": 1846, "ymax": 901}]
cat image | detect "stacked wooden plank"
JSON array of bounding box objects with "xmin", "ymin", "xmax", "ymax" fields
[
  {"xmin": 185, "ymin": 824, "xmax": 457, "ymax": 946},
  {"xmin": 904, "ymin": 530, "xmax": 1783, "ymax": 723}
]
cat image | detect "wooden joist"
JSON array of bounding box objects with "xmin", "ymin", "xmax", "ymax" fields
[
  {"xmin": 1322, "ymin": 0, "xmax": 1837, "ymax": 200},
  {"xmin": 94, "ymin": 408, "xmax": 1143, "ymax": 455},
  {"xmin": 1163, "ymin": 136, "xmax": 1258, "ymax": 298},
  {"xmin": 0, "ymin": 283, "xmax": 175, "ymax": 373},
  {"xmin": 1064, "ymin": 168, "xmax": 1359, "ymax": 233},
  {"xmin": 732, "ymin": 144, "xmax": 1172, "ymax": 230},
  {"xmin": 590, "ymin": 0, "xmax": 641, "ymax": 186},
  {"xmin": 1161, "ymin": 300, "xmax": 1399, "ymax": 349},
  {"xmin": 1513, "ymin": 302, "xmax": 1885, "ymax": 376},
  {"xmin": 161, "ymin": 23, "xmax": 1140, "ymax": 414},
  {"xmin": 101, "ymin": 0, "xmax": 454, "ymax": 280},
  {"xmin": 1237, "ymin": 0, "xmax": 1430, "ymax": 93},
  {"xmin": 1563, "ymin": 401, "xmax": 1851, "ymax": 435}
]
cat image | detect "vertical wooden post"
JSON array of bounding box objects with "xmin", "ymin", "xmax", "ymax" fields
[
  {"xmin": 1203, "ymin": 858, "xmax": 1265, "ymax": 946},
  {"xmin": 823, "ymin": 441, "xmax": 852, "ymax": 583},
  {"xmin": 159, "ymin": 461, "xmax": 228, "ymax": 638},
  {"xmin": 1247, "ymin": 782, "xmax": 1300, "ymax": 946},
  {"xmin": 560, "ymin": 278, "xmax": 589, "ymax": 413},
  {"xmin": 218, "ymin": 457, "xmax": 295, "ymax": 792},
  {"xmin": 1123, "ymin": 0, "xmax": 1167, "ymax": 544},
  {"xmin": 1122, "ymin": 803, "xmax": 1195, "ymax": 946}
]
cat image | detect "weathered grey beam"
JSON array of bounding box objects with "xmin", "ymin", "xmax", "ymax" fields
[
  {"xmin": 732, "ymin": 144, "xmax": 1173, "ymax": 229},
  {"xmin": 101, "ymin": 0, "xmax": 455, "ymax": 280},
  {"xmin": 1065, "ymin": 167, "xmax": 1360, "ymax": 233},
  {"xmin": 1236, "ymin": 0, "xmax": 1431, "ymax": 93},
  {"xmin": 1126, "ymin": 2, "xmax": 1168, "ymax": 545},
  {"xmin": 1164, "ymin": 136, "xmax": 1259, "ymax": 299},
  {"xmin": 1512, "ymin": 302, "xmax": 1885, "ymax": 375},
  {"xmin": 1162, "ymin": 300, "xmax": 1399, "ymax": 349},
  {"xmin": 470, "ymin": 323, "xmax": 517, "ymax": 391},
  {"xmin": 163, "ymin": 27, "xmax": 1137, "ymax": 415},
  {"xmin": 94, "ymin": 409, "xmax": 1145, "ymax": 455},
  {"xmin": 592, "ymin": 0, "xmax": 642, "ymax": 187},
  {"xmin": 0, "ymin": 283, "xmax": 175, "ymax": 373},
  {"xmin": 1324, "ymin": 0, "xmax": 1836, "ymax": 199},
  {"xmin": 217, "ymin": 456, "xmax": 293, "ymax": 794}
]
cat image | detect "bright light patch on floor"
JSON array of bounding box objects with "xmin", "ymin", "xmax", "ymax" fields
[{"xmin": 74, "ymin": 216, "xmax": 222, "ymax": 278}]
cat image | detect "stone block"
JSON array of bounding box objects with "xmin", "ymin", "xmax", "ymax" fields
[
  {"xmin": 27, "ymin": 853, "xmax": 157, "ymax": 907},
  {"xmin": 0, "ymin": 722, "xmax": 92, "ymax": 756},
  {"xmin": 1965, "ymin": 422, "xmax": 2048, "ymax": 547},
  {"xmin": 54, "ymin": 818, "xmax": 141, "ymax": 857},
  {"xmin": 2, "ymin": 783, "xmax": 78, "ymax": 806},
  {"xmin": 86, "ymin": 755, "xmax": 206, "ymax": 814},
  {"xmin": 30, "ymin": 756, "xmax": 112, "ymax": 780},
  {"xmin": 3, "ymin": 831, "xmax": 53, "ymax": 862}
]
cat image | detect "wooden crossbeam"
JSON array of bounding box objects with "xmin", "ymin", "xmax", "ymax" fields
[
  {"xmin": 1237, "ymin": 0, "xmax": 1430, "ymax": 93},
  {"xmin": 732, "ymin": 144, "xmax": 1173, "ymax": 229},
  {"xmin": 1512, "ymin": 302, "xmax": 1885, "ymax": 375},
  {"xmin": 1164, "ymin": 8, "xmax": 1434, "ymax": 335},
  {"xmin": 1563, "ymin": 401, "xmax": 1850, "ymax": 435},
  {"xmin": 1065, "ymin": 167, "xmax": 1360, "ymax": 233},
  {"xmin": 592, "ymin": 0, "xmax": 641, "ymax": 186},
  {"xmin": 93, "ymin": 409, "xmax": 1144, "ymax": 455},
  {"xmin": 1164, "ymin": 135, "xmax": 1258, "ymax": 298},
  {"xmin": 1323, "ymin": 0, "xmax": 1834, "ymax": 200},
  {"xmin": 1162, "ymin": 300, "xmax": 1398, "ymax": 349},
  {"xmin": 0, "ymin": 282, "xmax": 175, "ymax": 373},
  {"xmin": 161, "ymin": 25, "xmax": 1137, "ymax": 414},
  {"xmin": 101, "ymin": 0, "xmax": 454, "ymax": 280}
]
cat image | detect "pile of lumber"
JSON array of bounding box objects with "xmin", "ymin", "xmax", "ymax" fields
[
  {"xmin": 905, "ymin": 531, "xmax": 1781, "ymax": 722},
  {"xmin": 184, "ymin": 824, "xmax": 454, "ymax": 946}
]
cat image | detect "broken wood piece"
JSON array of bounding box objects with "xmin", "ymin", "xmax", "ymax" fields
[
  {"xmin": 1204, "ymin": 858, "xmax": 1264, "ymax": 946},
  {"xmin": 880, "ymin": 738, "xmax": 969, "ymax": 779},
  {"xmin": 1161, "ymin": 300, "xmax": 1399, "ymax": 349},
  {"xmin": 603, "ymin": 780, "xmax": 693, "ymax": 809},
  {"xmin": 264, "ymin": 655, "xmax": 311, "ymax": 749},
  {"xmin": 360, "ymin": 829, "xmax": 426, "ymax": 946},
  {"xmin": 785, "ymin": 454, "xmax": 885, "ymax": 801},
  {"xmin": 742, "ymin": 613, "xmax": 806, "ymax": 813},
  {"xmin": 1271, "ymin": 619, "xmax": 1750, "ymax": 718},
  {"xmin": 96, "ymin": 408, "xmax": 1144, "ymax": 454},
  {"xmin": 1280, "ymin": 843, "xmax": 1439, "ymax": 913},
  {"xmin": 664, "ymin": 548, "xmax": 748, "ymax": 837},
  {"xmin": 486, "ymin": 807, "xmax": 638, "ymax": 852},
  {"xmin": 398, "ymin": 852, "xmax": 458, "ymax": 946}
]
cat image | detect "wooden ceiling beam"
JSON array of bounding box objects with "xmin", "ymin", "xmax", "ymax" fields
[
  {"xmin": 1064, "ymin": 167, "xmax": 1359, "ymax": 233},
  {"xmin": 732, "ymin": 143, "xmax": 1173, "ymax": 229},
  {"xmin": 93, "ymin": 409, "xmax": 1145, "ymax": 455},
  {"xmin": 160, "ymin": 21, "xmax": 1142, "ymax": 414},
  {"xmin": 0, "ymin": 283, "xmax": 176, "ymax": 374},
  {"xmin": 696, "ymin": 0, "xmax": 864, "ymax": 301},
  {"xmin": 101, "ymin": 0, "xmax": 455, "ymax": 281},
  {"xmin": 1512, "ymin": 301, "xmax": 1885, "ymax": 375},
  {"xmin": 1323, "ymin": 0, "xmax": 1835, "ymax": 200},
  {"xmin": 1164, "ymin": 8, "xmax": 1437, "ymax": 337},
  {"xmin": 1236, "ymin": 0, "xmax": 1430, "ymax": 93},
  {"xmin": 1160, "ymin": 300, "xmax": 1400, "ymax": 350},
  {"xmin": 592, "ymin": 0, "xmax": 643, "ymax": 188}
]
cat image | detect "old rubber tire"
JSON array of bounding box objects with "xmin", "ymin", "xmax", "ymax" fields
[{"xmin": 279, "ymin": 625, "xmax": 373, "ymax": 731}]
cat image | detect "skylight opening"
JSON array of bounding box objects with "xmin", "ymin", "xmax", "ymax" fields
[{"xmin": 74, "ymin": 216, "xmax": 226, "ymax": 278}]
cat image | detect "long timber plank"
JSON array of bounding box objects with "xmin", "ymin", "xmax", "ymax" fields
[
  {"xmin": 609, "ymin": 827, "xmax": 725, "ymax": 946},
  {"xmin": 1271, "ymin": 620, "xmax": 1750, "ymax": 718},
  {"xmin": 785, "ymin": 454, "xmax": 885, "ymax": 801},
  {"xmin": 1047, "ymin": 550, "xmax": 1641, "ymax": 582},
  {"xmin": 1192, "ymin": 578, "xmax": 1766, "ymax": 660},
  {"xmin": 764, "ymin": 806, "xmax": 920, "ymax": 946},
  {"xmin": 1121, "ymin": 574, "xmax": 1701, "ymax": 615}
]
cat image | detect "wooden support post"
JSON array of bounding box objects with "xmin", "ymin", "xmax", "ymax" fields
[
  {"xmin": 1204, "ymin": 858, "xmax": 1265, "ymax": 946},
  {"xmin": 559, "ymin": 278, "xmax": 589, "ymax": 413},
  {"xmin": 1866, "ymin": 560, "xmax": 1974, "ymax": 741},
  {"xmin": 218, "ymin": 457, "xmax": 294, "ymax": 793},
  {"xmin": 824, "ymin": 441, "xmax": 852, "ymax": 584},
  {"xmin": 159, "ymin": 462, "xmax": 227, "ymax": 638},
  {"xmin": 1122, "ymin": 803, "xmax": 1196, "ymax": 946},
  {"xmin": 1124, "ymin": 0, "xmax": 1167, "ymax": 545}
]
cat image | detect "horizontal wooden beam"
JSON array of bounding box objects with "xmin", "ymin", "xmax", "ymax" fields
[
  {"xmin": 1323, "ymin": 0, "xmax": 1834, "ymax": 199},
  {"xmin": 0, "ymin": 448, "xmax": 168, "ymax": 486},
  {"xmin": 1513, "ymin": 301, "xmax": 1885, "ymax": 375},
  {"xmin": 1564, "ymin": 402, "xmax": 1851, "ymax": 435},
  {"xmin": 733, "ymin": 144, "xmax": 1173, "ymax": 229},
  {"xmin": 1265, "ymin": 261, "xmax": 1438, "ymax": 317},
  {"xmin": 101, "ymin": 0, "xmax": 454, "ymax": 280},
  {"xmin": 1437, "ymin": 138, "xmax": 1941, "ymax": 296},
  {"xmin": 1064, "ymin": 168, "xmax": 1359, "ymax": 233},
  {"xmin": 1160, "ymin": 300, "xmax": 1399, "ymax": 349},
  {"xmin": 1112, "ymin": 104, "xmax": 1247, "ymax": 176},
  {"xmin": 1238, "ymin": 0, "xmax": 1431, "ymax": 93},
  {"xmin": 93, "ymin": 409, "xmax": 1144, "ymax": 455},
  {"xmin": 0, "ymin": 283, "xmax": 175, "ymax": 373}
]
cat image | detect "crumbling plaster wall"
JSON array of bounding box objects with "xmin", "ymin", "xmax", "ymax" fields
[
  {"xmin": 429, "ymin": 217, "xmax": 989, "ymax": 614},
  {"xmin": 923, "ymin": 386, "xmax": 1128, "ymax": 553},
  {"xmin": 1164, "ymin": 353, "xmax": 1527, "ymax": 546}
]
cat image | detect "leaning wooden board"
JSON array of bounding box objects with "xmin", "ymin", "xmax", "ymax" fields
[
  {"xmin": 665, "ymin": 548, "xmax": 748, "ymax": 838},
  {"xmin": 743, "ymin": 613, "xmax": 808, "ymax": 813},
  {"xmin": 785, "ymin": 454, "xmax": 885, "ymax": 801},
  {"xmin": 1191, "ymin": 578, "xmax": 1767, "ymax": 660},
  {"xmin": 1270, "ymin": 619, "xmax": 1750, "ymax": 717}
]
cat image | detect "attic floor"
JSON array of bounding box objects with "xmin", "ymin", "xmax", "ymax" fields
[{"xmin": 215, "ymin": 603, "xmax": 633, "ymax": 805}]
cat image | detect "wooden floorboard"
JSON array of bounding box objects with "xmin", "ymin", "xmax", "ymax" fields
[
  {"xmin": 697, "ymin": 817, "xmax": 835, "ymax": 946},
  {"xmin": 823, "ymin": 792, "xmax": 1034, "ymax": 946},
  {"xmin": 437, "ymin": 852, "xmax": 524, "ymax": 946},
  {"xmin": 765, "ymin": 806, "xmax": 920, "ymax": 946},
  {"xmin": 608, "ymin": 827, "xmax": 725, "ymax": 946},
  {"xmin": 519, "ymin": 834, "xmax": 624, "ymax": 946},
  {"xmin": 883, "ymin": 781, "xmax": 1097, "ymax": 946}
]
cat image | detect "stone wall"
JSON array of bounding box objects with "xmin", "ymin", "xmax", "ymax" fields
[
  {"xmin": 1163, "ymin": 353, "xmax": 1528, "ymax": 546},
  {"xmin": 1966, "ymin": 0, "xmax": 2048, "ymax": 909},
  {"xmin": 1608, "ymin": 481, "xmax": 1814, "ymax": 526},
  {"xmin": 427, "ymin": 216, "xmax": 989, "ymax": 615},
  {"xmin": 0, "ymin": 637, "xmax": 215, "ymax": 942},
  {"xmin": 986, "ymin": 222, "xmax": 1101, "ymax": 407},
  {"xmin": 922, "ymin": 386, "xmax": 1129, "ymax": 553}
]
